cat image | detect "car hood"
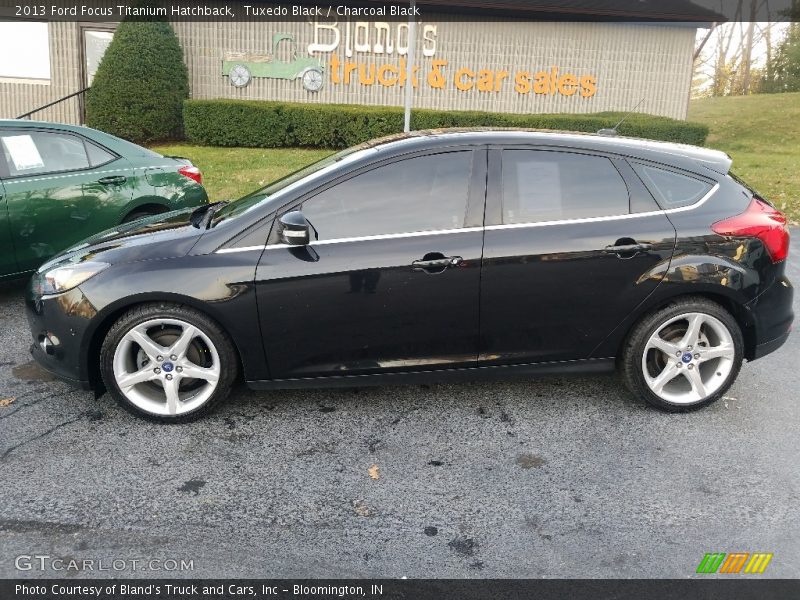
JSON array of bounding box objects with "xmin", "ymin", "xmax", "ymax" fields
[{"xmin": 39, "ymin": 208, "xmax": 206, "ymax": 272}]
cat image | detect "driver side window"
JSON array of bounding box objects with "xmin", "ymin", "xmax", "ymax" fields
[{"xmin": 300, "ymin": 151, "xmax": 474, "ymax": 241}]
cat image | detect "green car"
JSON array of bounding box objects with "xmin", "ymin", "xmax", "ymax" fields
[
  {"xmin": 0, "ymin": 119, "xmax": 208, "ymax": 280},
  {"xmin": 222, "ymin": 33, "xmax": 325, "ymax": 91}
]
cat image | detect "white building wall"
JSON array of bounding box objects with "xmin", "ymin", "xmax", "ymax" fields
[{"xmin": 0, "ymin": 9, "xmax": 696, "ymax": 125}]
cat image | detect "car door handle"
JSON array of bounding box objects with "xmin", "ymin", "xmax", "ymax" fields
[
  {"xmin": 411, "ymin": 255, "xmax": 463, "ymax": 272},
  {"xmin": 604, "ymin": 243, "xmax": 652, "ymax": 254},
  {"xmin": 97, "ymin": 175, "xmax": 127, "ymax": 185}
]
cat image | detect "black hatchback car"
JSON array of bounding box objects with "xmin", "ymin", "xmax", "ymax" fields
[{"xmin": 26, "ymin": 130, "xmax": 793, "ymax": 421}]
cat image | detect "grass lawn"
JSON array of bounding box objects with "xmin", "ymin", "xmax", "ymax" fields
[
  {"xmin": 149, "ymin": 144, "xmax": 333, "ymax": 201},
  {"xmin": 689, "ymin": 92, "xmax": 800, "ymax": 224}
]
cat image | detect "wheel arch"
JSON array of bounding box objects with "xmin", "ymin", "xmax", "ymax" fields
[
  {"xmin": 83, "ymin": 293, "xmax": 246, "ymax": 393},
  {"xmin": 611, "ymin": 289, "xmax": 757, "ymax": 363},
  {"xmin": 120, "ymin": 199, "xmax": 170, "ymax": 222}
]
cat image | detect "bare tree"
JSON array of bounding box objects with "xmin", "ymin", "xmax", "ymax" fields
[
  {"xmin": 740, "ymin": 3, "xmax": 758, "ymax": 93},
  {"xmin": 694, "ymin": 0, "xmax": 779, "ymax": 97},
  {"xmin": 694, "ymin": 24, "xmax": 718, "ymax": 62}
]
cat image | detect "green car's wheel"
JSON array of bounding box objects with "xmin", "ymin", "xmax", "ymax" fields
[
  {"xmin": 302, "ymin": 68, "xmax": 324, "ymax": 92},
  {"xmin": 122, "ymin": 208, "xmax": 165, "ymax": 223}
]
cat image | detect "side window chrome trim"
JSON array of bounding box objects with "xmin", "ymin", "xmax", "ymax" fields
[
  {"xmin": 214, "ymin": 183, "xmax": 719, "ymax": 253},
  {"xmin": 216, "ymin": 245, "xmax": 266, "ymax": 254},
  {"xmin": 660, "ymin": 181, "xmax": 720, "ymax": 214},
  {"xmin": 215, "ymin": 226, "xmax": 484, "ymax": 253},
  {"xmin": 486, "ymin": 182, "xmax": 719, "ymax": 231},
  {"xmin": 303, "ymin": 225, "xmax": 484, "ymax": 246}
]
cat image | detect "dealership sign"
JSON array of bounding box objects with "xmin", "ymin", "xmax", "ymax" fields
[{"xmin": 222, "ymin": 20, "xmax": 597, "ymax": 99}]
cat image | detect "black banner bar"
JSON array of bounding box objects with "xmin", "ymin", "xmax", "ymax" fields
[
  {"xmin": 1, "ymin": 0, "xmax": 799, "ymax": 23},
  {"xmin": 2, "ymin": 579, "xmax": 800, "ymax": 600}
]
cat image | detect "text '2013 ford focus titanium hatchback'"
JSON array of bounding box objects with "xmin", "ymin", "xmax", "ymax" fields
[{"xmin": 26, "ymin": 130, "xmax": 793, "ymax": 421}]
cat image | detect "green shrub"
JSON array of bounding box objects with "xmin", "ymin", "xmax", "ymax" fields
[
  {"xmin": 184, "ymin": 99, "xmax": 709, "ymax": 149},
  {"xmin": 86, "ymin": 19, "xmax": 188, "ymax": 143}
]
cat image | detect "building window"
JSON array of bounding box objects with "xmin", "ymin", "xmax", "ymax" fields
[
  {"xmin": 0, "ymin": 21, "xmax": 51, "ymax": 81},
  {"xmin": 83, "ymin": 29, "xmax": 114, "ymax": 86}
]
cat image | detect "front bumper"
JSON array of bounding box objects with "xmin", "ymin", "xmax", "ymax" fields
[
  {"xmin": 29, "ymin": 342, "xmax": 92, "ymax": 389},
  {"xmin": 25, "ymin": 283, "xmax": 96, "ymax": 388}
]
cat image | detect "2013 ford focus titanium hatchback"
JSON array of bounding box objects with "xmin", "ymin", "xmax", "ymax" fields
[{"xmin": 26, "ymin": 130, "xmax": 793, "ymax": 422}]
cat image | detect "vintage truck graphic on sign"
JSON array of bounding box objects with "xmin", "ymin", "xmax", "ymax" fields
[{"xmin": 222, "ymin": 33, "xmax": 325, "ymax": 91}]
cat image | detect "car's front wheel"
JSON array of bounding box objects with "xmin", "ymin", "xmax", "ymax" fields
[
  {"xmin": 100, "ymin": 304, "xmax": 238, "ymax": 422},
  {"xmin": 620, "ymin": 298, "xmax": 744, "ymax": 411}
]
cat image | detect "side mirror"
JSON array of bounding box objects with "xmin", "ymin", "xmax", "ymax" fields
[{"xmin": 278, "ymin": 211, "xmax": 310, "ymax": 245}]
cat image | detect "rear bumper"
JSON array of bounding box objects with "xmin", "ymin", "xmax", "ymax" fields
[
  {"xmin": 746, "ymin": 274, "xmax": 793, "ymax": 360},
  {"xmin": 752, "ymin": 330, "xmax": 790, "ymax": 360}
]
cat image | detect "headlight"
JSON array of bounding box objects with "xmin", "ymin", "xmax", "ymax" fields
[{"xmin": 35, "ymin": 261, "xmax": 110, "ymax": 295}]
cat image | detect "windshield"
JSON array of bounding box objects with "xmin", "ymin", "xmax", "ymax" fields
[{"xmin": 211, "ymin": 147, "xmax": 364, "ymax": 225}]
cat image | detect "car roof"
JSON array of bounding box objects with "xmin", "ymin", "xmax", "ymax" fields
[
  {"xmin": 0, "ymin": 122, "xmax": 730, "ymax": 175},
  {"xmin": 356, "ymin": 128, "xmax": 732, "ymax": 175},
  {"xmin": 0, "ymin": 118, "xmax": 88, "ymax": 132},
  {"xmin": 0, "ymin": 119, "xmax": 162, "ymax": 159}
]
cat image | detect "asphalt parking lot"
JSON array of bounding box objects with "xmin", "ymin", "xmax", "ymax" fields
[{"xmin": 0, "ymin": 250, "xmax": 798, "ymax": 579}]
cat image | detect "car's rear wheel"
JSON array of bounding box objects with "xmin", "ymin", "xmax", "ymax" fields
[
  {"xmin": 122, "ymin": 208, "xmax": 164, "ymax": 223},
  {"xmin": 100, "ymin": 304, "xmax": 238, "ymax": 422},
  {"xmin": 620, "ymin": 298, "xmax": 744, "ymax": 411}
]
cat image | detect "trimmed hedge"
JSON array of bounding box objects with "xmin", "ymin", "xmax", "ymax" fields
[
  {"xmin": 183, "ymin": 99, "xmax": 709, "ymax": 149},
  {"xmin": 86, "ymin": 19, "xmax": 188, "ymax": 143}
]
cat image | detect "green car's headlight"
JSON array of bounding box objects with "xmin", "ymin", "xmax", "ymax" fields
[{"xmin": 35, "ymin": 261, "xmax": 110, "ymax": 296}]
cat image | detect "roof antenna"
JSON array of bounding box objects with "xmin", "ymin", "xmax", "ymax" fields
[{"xmin": 597, "ymin": 97, "xmax": 646, "ymax": 136}]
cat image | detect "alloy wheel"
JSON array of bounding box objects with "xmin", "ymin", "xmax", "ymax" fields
[
  {"xmin": 112, "ymin": 318, "xmax": 221, "ymax": 417},
  {"xmin": 641, "ymin": 312, "xmax": 735, "ymax": 405}
]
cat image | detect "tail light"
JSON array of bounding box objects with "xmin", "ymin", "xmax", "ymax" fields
[
  {"xmin": 711, "ymin": 197, "xmax": 790, "ymax": 263},
  {"xmin": 178, "ymin": 165, "xmax": 202, "ymax": 185}
]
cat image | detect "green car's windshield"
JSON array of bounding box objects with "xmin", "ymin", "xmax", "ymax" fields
[{"xmin": 212, "ymin": 146, "xmax": 365, "ymax": 225}]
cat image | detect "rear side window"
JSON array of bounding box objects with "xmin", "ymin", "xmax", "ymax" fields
[
  {"xmin": 632, "ymin": 163, "xmax": 713, "ymax": 209},
  {"xmin": 85, "ymin": 141, "xmax": 116, "ymax": 167},
  {"xmin": 301, "ymin": 151, "xmax": 473, "ymax": 240},
  {"xmin": 501, "ymin": 150, "xmax": 629, "ymax": 224},
  {"xmin": 0, "ymin": 131, "xmax": 94, "ymax": 176}
]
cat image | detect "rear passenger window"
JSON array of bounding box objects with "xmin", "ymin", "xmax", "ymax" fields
[
  {"xmin": 0, "ymin": 131, "xmax": 91, "ymax": 176},
  {"xmin": 86, "ymin": 141, "xmax": 116, "ymax": 167},
  {"xmin": 632, "ymin": 163, "xmax": 713, "ymax": 209},
  {"xmin": 501, "ymin": 150, "xmax": 629, "ymax": 224}
]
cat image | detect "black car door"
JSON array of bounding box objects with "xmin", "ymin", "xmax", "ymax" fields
[
  {"xmin": 479, "ymin": 147, "xmax": 676, "ymax": 365},
  {"xmin": 255, "ymin": 148, "xmax": 487, "ymax": 380}
]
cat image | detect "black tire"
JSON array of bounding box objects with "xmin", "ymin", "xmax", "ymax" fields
[
  {"xmin": 100, "ymin": 303, "xmax": 238, "ymax": 423},
  {"xmin": 619, "ymin": 297, "xmax": 744, "ymax": 412},
  {"xmin": 122, "ymin": 209, "xmax": 162, "ymax": 224}
]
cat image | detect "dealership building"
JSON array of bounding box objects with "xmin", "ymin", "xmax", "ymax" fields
[{"xmin": 0, "ymin": 0, "xmax": 721, "ymax": 125}]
